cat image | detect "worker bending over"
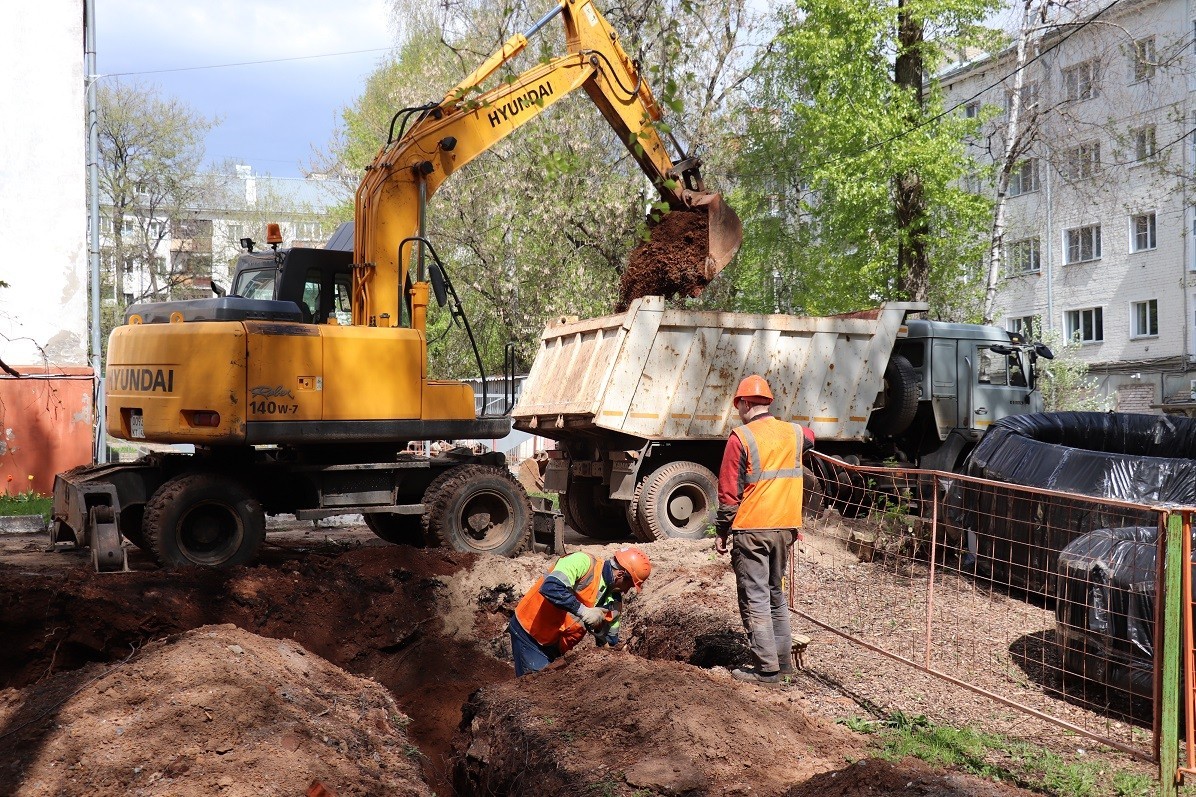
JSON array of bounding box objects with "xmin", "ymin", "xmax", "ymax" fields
[
  {"xmin": 716, "ymin": 375, "xmax": 814, "ymax": 686},
  {"xmin": 509, "ymin": 546, "xmax": 652, "ymax": 676}
]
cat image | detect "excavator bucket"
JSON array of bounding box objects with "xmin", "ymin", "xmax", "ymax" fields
[{"xmin": 687, "ymin": 191, "xmax": 743, "ymax": 282}]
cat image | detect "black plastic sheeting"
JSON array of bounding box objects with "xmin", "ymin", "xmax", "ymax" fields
[
  {"xmin": 1055, "ymin": 526, "xmax": 1158, "ymax": 700},
  {"xmin": 949, "ymin": 412, "xmax": 1196, "ymax": 595},
  {"xmin": 964, "ymin": 412, "xmax": 1196, "ymax": 504}
]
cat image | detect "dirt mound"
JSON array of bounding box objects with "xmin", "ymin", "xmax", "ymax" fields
[
  {"xmin": 0, "ymin": 545, "xmax": 517, "ymax": 796},
  {"xmin": 0, "ymin": 624, "xmax": 430, "ymax": 796},
  {"xmin": 452, "ymin": 650, "xmax": 866, "ymax": 796},
  {"xmin": 617, "ymin": 209, "xmax": 710, "ymax": 311}
]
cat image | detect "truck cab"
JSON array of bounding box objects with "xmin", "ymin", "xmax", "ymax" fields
[{"xmin": 895, "ymin": 319, "xmax": 1046, "ymax": 471}]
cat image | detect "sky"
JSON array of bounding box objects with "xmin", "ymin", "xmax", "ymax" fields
[{"xmin": 96, "ymin": 0, "xmax": 397, "ymax": 178}]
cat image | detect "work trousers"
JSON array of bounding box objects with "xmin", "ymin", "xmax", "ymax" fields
[
  {"xmin": 507, "ymin": 615, "xmax": 560, "ymax": 677},
  {"xmin": 730, "ymin": 528, "xmax": 795, "ymax": 673}
]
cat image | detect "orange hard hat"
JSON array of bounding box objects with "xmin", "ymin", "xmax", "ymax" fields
[
  {"xmin": 734, "ymin": 374, "xmax": 774, "ymax": 405},
  {"xmin": 613, "ymin": 546, "xmax": 652, "ymax": 591}
]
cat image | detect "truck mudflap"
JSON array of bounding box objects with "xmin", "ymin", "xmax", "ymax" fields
[{"xmin": 49, "ymin": 459, "xmax": 166, "ymax": 573}]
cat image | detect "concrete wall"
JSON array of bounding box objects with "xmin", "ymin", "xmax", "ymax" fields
[{"xmin": 0, "ymin": 3, "xmax": 93, "ymax": 489}]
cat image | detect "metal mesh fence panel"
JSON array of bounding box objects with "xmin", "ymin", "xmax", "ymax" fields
[{"xmin": 790, "ymin": 452, "xmax": 1173, "ymax": 760}]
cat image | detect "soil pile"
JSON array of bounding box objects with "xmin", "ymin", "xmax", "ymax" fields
[
  {"xmin": 0, "ymin": 544, "xmax": 529, "ymax": 795},
  {"xmin": 0, "ymin": 624, "xmax": 429, "ymax": 797},
  {"xmin": 452, "ymin": 650, "xmax": 865, "ymax": 796},
  {"xmin": 784, "ymin": 757, "xmax": 1040, "ymax": 797},
  {"xmin": 617, "ymin": 209, "xmax": 710, "ymax": 312}
]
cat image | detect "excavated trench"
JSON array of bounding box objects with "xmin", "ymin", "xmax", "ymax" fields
[
  {"xmin": 0, "ymin": 539, "xmax": 751, "ymax": 797},
  {"xmin": 0, "ymin": 535, "xmax": 1046, "ymax": 797}
]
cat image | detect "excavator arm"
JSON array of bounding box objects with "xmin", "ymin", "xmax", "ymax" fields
[{"xmin": 352, "ymin": 0, "xmax": 741, "ymax": 331}]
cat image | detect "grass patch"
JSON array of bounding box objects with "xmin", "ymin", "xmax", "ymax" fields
[
  {"xmin": 837, "ymin": 712, "xmax": 1155, "ymax": 797},
  {"xmin": 0, "ymin": 490, "xmax": 52, "ymax": 520},
  {"xmin": 528, "ymin": 491, "xmax": 559, "ymax": 510}
]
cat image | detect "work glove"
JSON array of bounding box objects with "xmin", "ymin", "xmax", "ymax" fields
[{"xmin": 578, "ymin": 605, "xmax": 607, "ymax": 632}]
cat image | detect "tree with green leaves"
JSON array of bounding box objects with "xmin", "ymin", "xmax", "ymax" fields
[
  {"xmin": 329, "ymin": 0, "xmax": 762, "ymax": 377},
  {"xmin": 727, "ymin": 0, "xmax": 999, "ymax": 318},
  {"xmin": 94, "ymin": 79, "xmax": 217, "ymax": 339}
]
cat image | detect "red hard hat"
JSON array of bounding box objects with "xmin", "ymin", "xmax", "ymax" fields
[
  {"xmin": 734, "ymin": 374, "xmax": 774, "ymax": 404},
  {"xmin": 613, "ymin": 546, "xmax": 652, "ymax": 591}
]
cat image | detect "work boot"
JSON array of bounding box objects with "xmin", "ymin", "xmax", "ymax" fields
[{"xmin": 731, "ymin": 667, "xmax": 780, "ymax": 686}]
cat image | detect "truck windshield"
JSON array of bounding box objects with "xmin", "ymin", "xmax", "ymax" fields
[{"xmin": 233, "ymin": 268, "xmax": 276, "ymax": 300}]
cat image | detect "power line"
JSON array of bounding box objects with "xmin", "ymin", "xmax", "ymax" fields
[{"xmin": 104, "ymin": 45, "xmax": 393, "ymax": 78}]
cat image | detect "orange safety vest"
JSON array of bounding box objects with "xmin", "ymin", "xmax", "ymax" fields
[
  {"xmin": 514, "ymin": 553, "xmax": 604, "ymax": 652},
  {"xmin": 730, "ymin": 415, "xmax": 805, "ymax": 531}
]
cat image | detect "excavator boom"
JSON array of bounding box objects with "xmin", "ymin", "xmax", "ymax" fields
[{"xmin": 353, "ymin": 0, "xmax": 742, "ymax": 331}]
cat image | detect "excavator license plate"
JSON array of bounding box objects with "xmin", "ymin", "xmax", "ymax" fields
[{"xmin": 130, "ymin": 411, "xmax": 145, "ymax": 439}]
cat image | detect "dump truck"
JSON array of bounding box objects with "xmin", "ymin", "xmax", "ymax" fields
[
  {"xmin": 511, "ymin": 297, "xmax": 1050, "ymax": 541},
  {"xmin": 50, "ymin": 0, "xmax": 741, "ymax": 572}
]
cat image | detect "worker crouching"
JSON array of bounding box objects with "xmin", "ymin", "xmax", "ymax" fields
[{"xmin": 508, "ymin": 546, "xmax": 652, "ymax": 676}]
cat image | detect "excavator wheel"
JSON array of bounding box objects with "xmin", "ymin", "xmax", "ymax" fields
[
  {"xmin": 423, "ymin": 464, "xmax": 531, "ymax": 556},
  {"xmin": 364, "ymin": 513, "xmax": 427, "ymax": 547},
  {"xmin": 142, "ymin": 472, "xmax": 266, "ymax": 569},
  {"xmin": 639, "ymin": 461, "xmax": 717, "ymax": 541}
]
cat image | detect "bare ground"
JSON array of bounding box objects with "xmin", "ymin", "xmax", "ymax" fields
[{"xmin": 0, "ymin": 516, "xmax": 1154, "ymax": 796}]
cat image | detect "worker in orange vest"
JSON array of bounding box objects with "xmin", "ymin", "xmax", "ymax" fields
[
  {"xmin": 715, "ymin": 374, "xmax": 814, "ymax": 686},
  {"xmin": 509, "ymin": 546, "xmax": 652, "ymax": 676}
]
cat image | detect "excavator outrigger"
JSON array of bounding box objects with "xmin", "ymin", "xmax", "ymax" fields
[{"xmin": 51, "ymin": 0, "xmax": 742, "ymax": 571}]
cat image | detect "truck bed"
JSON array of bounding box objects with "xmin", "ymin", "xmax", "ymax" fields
[{"xmin": 512, "ymin": 297, "xmax": 923, "ymax": 444}]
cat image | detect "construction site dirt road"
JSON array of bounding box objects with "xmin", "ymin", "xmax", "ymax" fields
[{"xmin": 0, "ymin": 519, "xmax": 1144, "ymax": 796}]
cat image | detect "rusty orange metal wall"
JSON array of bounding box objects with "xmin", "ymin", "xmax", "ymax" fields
[{"xmin": 0, "ymin": 367, "xmax": 94, "ymax": 496}]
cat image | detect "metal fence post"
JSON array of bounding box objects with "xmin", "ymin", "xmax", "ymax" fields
[{"xmin": 1158, "ymin": 511, "xmax": 1183, "ymax": 797}]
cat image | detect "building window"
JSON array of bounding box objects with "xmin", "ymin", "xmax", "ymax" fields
[
  {"xmin": 1007, "ymin": 315, "xmax": 1040, "ymax": 337},
  {"xmin": 99, "ymin": 216, "xmax": 114, "ymax": 234},
  {"xmin": 1064, "ymin": 307, "xmax": 1104, "ymax": 343},
  {"xmin": 296, "ymin": 221, "xmax": 320, "ymax": 239},
  {"xmin": 146, "ymin": 220, "xmax": 163, "ymax": 240},
  {"xmin": 1004, "ymin": 81, "xmax": 1038, "ymax": 114},
  {"xmin": 122, "ymin": 292, "xmax": 134, "ymax": 306},
  {"xmin": 1065, "ymin": 224, "xmax": 1101, "ymax": 264},
  {"xmin": 964, "ymin": 101, "xmax": 979, "ymax": 118},
  {"xmin": 1132, "ymin": 37, "xmax": 1156, "ymax": 82},
  {"xmin": 121, "ymin": 217, "xmax": 136, "ymax": 236},
  {"xmin": 228, "ymin": 224, "xmax": 244, "ymax": 243},
  {"xmin": 1007, "ymin": 237, "xmax": 1041, "ymax": 273},
  {"xmin": 1062, "ymin": 141, "xmax": 1101, "ymax": 180},
  {"xmin": 1133, "ymin": 125, "xmax": 1156, "ymax": 161},
  {"xmin": 1063, "ymin": 60, "xmax": 1098, "ymax": 101},
  {"xmin": 1008, "ymin": 159, "xmax": 1040, "ymax": 196},
  {"xmin": 1131, "ymin": 299, "xmax": 1158, "ymax": 337},
  {"xmin": 1131, "ymin": 212, "xmax": 1156, "ymax": 252}
]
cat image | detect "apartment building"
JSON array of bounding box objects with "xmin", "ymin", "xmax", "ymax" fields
[
  {"xmin": 941, "ymin": 0, "xmax": 1195, "ymax": 411},
  {"xmin": 99, "ymin": 165, "xmax": 344, "ymax": 311}
]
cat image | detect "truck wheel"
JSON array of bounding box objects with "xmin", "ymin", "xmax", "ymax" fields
[
  {"xmin": 626, "ymin": 481, "xmax": 652, "ymax": 543},
  {"xmin": 364, "ymin": 513, "xmax": 426, "ymax": 547},
  {"xmin": 424, "ymin": 464, "xmax": 531, "ymax": 556},
  {"xmin": 142, "ymin": 473, "xmax": 265, "ymax": 569},
  {"xmin": 868, "ymin": 354, "xmax": 919, "ymax": 437},
  {"xmin": 640, "ymin": 461, "xmax": 717, "ymax": 541},
  {"xmin": 563, "ymin": 478, "xmax": 631, "ymax": 541},
  {"xmin": 802, "ymin": 466, "xmax": 824, "ymax": 520}
]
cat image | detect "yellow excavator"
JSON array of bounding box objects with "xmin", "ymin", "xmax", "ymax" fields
[{"xmin": 51, "ymin": 0, "xmax": 742, "ymax": 571}]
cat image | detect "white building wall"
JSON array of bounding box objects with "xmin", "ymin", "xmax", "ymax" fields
[
  {"xmin": 942, "ymin": 0, "xmax": 1195, "ymax": 408},
  {"xmin": 0, "ymin": 4, "xmax": 87, "ymax": 367}
]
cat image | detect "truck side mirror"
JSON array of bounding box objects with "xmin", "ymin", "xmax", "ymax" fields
[
  {"xmin": 429, "ymin": 264, "xmax": 448, "ymax": 307},
  {"xmin": 988, "ymin": 344, "xmax": 1013, "ymax": 355},
  {"xmin": 1034, "ymin": 343, "xmax": 1055, "ymax": 360},
  {"xmin": 211, "ymin": 281, "xmax": 227, "ymax": 297}
]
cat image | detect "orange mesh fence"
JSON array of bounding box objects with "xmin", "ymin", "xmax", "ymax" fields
[{"xmin": 790, "ymin": 452, "xmax": 1176, "ymax": 760}]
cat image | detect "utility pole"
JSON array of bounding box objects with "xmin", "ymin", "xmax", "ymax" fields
[{"xmin": 84, "ymin": 0, "xmax": 108, "ymax": 463}]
